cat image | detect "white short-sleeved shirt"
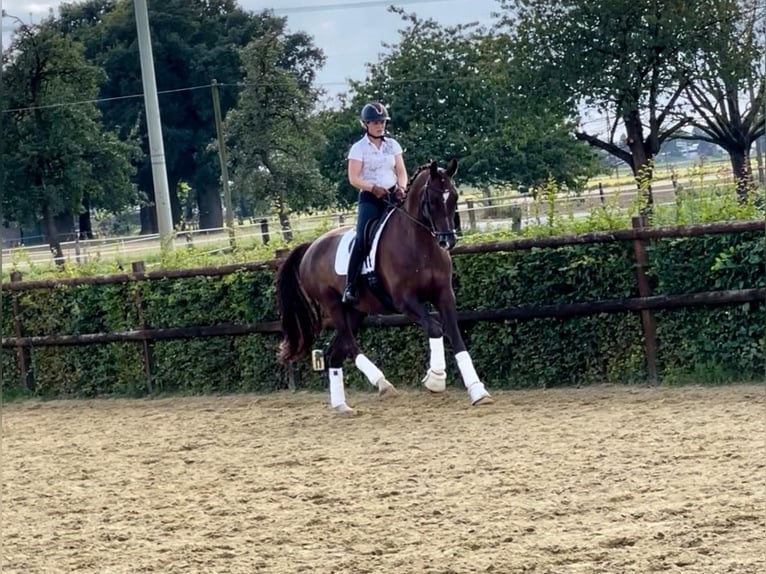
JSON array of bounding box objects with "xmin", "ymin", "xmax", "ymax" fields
[{"xmin": 347, "ymin": 135, "xmax": 403, "ymax": 190}]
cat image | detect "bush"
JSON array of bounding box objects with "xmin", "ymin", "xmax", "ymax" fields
[{"xmin": 2, "ymin": 224, "xmax": 762, "ymax": 400}]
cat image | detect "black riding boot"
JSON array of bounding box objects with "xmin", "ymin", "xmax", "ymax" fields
[{"xmin": 342, "ymin": 242, "xmax": 366, "ymax": 304}]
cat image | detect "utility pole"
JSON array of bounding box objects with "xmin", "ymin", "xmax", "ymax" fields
[
  {"xmin": 211, "ymin": 79, "xmax": 235, "ymax": 246},
  {"xmin": 134, "ymin": 0, "xmax": 174, "ymax": 249}
]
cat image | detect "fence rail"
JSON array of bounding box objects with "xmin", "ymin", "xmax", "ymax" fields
[
  {"xmin": 3, "ymin": 288, "xmax": 761, "ymax": 350},
  {"xmin": 0, "ymin": 171, "xmax": 738, "ymax": 269},
  {"xmin": 2, "ymin": 218, "xmax": 763, "ymax": 391}
]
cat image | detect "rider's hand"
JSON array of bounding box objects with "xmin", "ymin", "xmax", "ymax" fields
[
  {"xmin": 370, "ymin": 185, "xmax": 388, "ymax": 198},
  {"xmin": 394, "ymin": 185, "xmax": 406, "ymax": 202}
]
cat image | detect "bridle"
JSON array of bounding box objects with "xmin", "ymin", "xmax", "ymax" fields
[{"xmin": 386, "ymin": 175, "xmax": 458, "ymax": 246}]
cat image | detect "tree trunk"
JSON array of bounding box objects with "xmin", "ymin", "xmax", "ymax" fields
[
  {"xmin": 140, "ymin": 204, "xmax": 158, "ymax": 235},
  {"xmin": 42, "ymin": 202, "xmax": 65, "ymax": 266},
  {"xmin": 197, "ymin": 184, "xmax": 224, "ymax": 230},
  {"xmin": 169, "ymin": 178, "xmax": 182, "ymax": 228},
  {"xmin": 278, "ymin": 211, "xmax": 293, "ymax": 242},
  {"xmin": 729, "ymin": 149, "xmax": 753, "ymax": 203},
  {"xmin": 623, "ymin": 110, "xmax": 655, "ymax": 207},
  {"xmin": 79, "ymin": 192, "xmax": 94, "ymax": 239}
]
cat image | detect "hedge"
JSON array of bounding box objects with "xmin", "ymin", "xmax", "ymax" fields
[{"xmin": 1, "ymin": 230, "xmax": 763, "ymax": 399}]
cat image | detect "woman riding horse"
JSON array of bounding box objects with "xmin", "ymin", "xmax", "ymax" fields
[
  {"xmin": 275, "ymin": 154, "xmax": 493, "ymax": 414},
  {"xmin": 343, "ymin": 102, "xmax": 408, "ymax": 304}
]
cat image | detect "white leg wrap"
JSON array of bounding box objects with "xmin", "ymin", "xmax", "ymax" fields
[
  {"xmin": 455, "ymin": 352, "xmax": 491, "ymax": 405},
  {"xmin": 455, "ymin": 351, "xmax": 480, "ymax": 388},
  {"xmin": 329, "ymin": 368, "xmax": 346, "ymax": 408},
  {"xmin": 429, "ymin": 337, "xmax": 446, "ymax": 372},
  {"xmin": 355, "ymin": 353, "xmax": 384, "ymax": 386},
  {"xmin": 467, "ymin": 381, "xmax": 490, "ymax": 405}
]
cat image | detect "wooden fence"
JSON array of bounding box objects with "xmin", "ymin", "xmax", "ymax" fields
[{"xmin": 2, "ymin": 218, "xmax": 763, "ymax": 390}]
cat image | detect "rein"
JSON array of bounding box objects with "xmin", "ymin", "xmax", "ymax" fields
[
  {"xmin": 384, "ymin": 171, "xmax": 457, "ymax": 245},
  {"xmin": 386, "ymin": 164, "xmax": 455, "ymax": 241},
  {"xmin": 383, "ymin": 181, "xmax": 436, "ymax": 237}
]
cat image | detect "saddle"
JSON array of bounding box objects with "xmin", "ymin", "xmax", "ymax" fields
[{"xmin": 334, "ymin": 208, "xmax": 398, "ymax": 312}]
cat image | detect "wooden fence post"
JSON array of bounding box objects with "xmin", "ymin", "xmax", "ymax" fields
[
  {"xmin": 631, "ymin": 216, "xmax": 659, "ymax": 383},
  {"xmin": 466, "ymin": 199, "xmax": 476, "ymax": 231},
  {"xmin": 259, "ymin": 219, "xmax": 270, "ymax": 245},
  {"xmin": 510, "ymin": 206, "xmax": 522, "ymax": 233},
  {"xmin": 10, "ymin": 271, "xmax": 34, "ymax": 391},
  {"xmin": 131, "ymin": 261, "xmax": 154, "ymax": 393}
]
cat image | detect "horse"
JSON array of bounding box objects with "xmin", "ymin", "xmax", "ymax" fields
[{"xmin": 275, "ymin": 158, "xmax": 493, "ymax": 414}]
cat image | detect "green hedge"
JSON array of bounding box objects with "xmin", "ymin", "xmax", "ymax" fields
[{"xmin": 2, "ymin": 230, "xmax": 763, "ymax": 399}]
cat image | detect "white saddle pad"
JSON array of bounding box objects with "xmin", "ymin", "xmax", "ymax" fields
[{"xmin": 334, "ymin": 210, "xmax": 395, "ymax": 276}]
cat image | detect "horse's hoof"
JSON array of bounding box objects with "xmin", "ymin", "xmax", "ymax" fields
[
  {"xmin": 422, "ymin": 369, "xmax": 447, "ymax": 393},
  {"xmin": 472, "ymin": 394, "xmax": 494, "ymax": 406},
  {"xmin": 333, "ymin": 403, "xmax": 356, "ymax": 415},
  {"xmin": 377, "ymin": 378, "xmax": 398, "ymax": 398},
  {"xmin": 467, "ymin": 382, "xmax": 493, "ymax": 406}
]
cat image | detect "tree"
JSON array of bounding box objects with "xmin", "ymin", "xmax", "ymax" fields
[
  {"xmin": 227, "ymin": 33, "xmax": 333, "ymax": 241},
  {"xmin": 318, "ymin": 10, "xmax": 599, "ymax": 205},
  {"xmin": 2, "ymin": 21, "xmax": 137, "ymax": 264},
  {"xmin": 673, "ymin": 0, "xmax": 765, "ymax": 200},
  {"xmin": 500, "ymin": 0, "xmax": 725, "ymax": 204},
  {"xmin": 56, "ymin": 0, "xmax": 325, "ymax": 233}
]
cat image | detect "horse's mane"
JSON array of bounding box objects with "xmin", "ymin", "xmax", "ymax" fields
[{"xmin": 405, "ymin": 163, "xmax": 432, "ymax": 194}]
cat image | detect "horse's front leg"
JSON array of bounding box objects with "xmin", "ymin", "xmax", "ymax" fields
[
  {"xmin": 435, "ymin": 291, "xmax": 493, "ymax": 406},
  {"xmin": 396, "ymin": 295, "xmax": 449, "ymax": 394}
]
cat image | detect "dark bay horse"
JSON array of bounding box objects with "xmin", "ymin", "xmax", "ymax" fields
[{"xmin": 275, "ymin": 159, "xmax": 493, "ymax": 413}]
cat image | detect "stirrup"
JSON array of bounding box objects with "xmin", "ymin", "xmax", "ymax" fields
[{"xmin": 342, "ymin": 286, "xmax": 358, "ymax": 304}]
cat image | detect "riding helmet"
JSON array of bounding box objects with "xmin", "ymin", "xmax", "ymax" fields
[{"xmin": 360, "ymin": 102, "xmax": 390, "ymax": 123}]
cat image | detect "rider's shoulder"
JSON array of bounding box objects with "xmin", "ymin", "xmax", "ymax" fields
[{"xmin": 383, "ymin": 137, "xmax": 403, "ymax": 153}]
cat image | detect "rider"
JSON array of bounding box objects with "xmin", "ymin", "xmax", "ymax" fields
[{"xmin": 342, "ymin": 102, "xmax": 408, "ymax": 305}]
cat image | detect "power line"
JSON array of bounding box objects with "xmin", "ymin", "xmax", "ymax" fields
[
  {"xmin": 1, "ymin": 83, "xmax": 215, "ymax": 114},
  {"xmin": 271, "ymin": 0, "xmax": 468, "ymax": 15}
]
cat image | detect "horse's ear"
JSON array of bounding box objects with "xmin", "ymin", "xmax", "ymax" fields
[
  {"xmin": 430, "ymin": 160, "xmax": 438, "ymax": 178},
  {"xmin": 446, "ymin": 158, "xmax": 458, "ymax": 177}
]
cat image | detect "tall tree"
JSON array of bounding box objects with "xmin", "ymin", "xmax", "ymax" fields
[
  {"xmin": 500, "ymin": 0, "xmax": 724, "ymax": 204},
  {"xmin": 56, "ymin": 0, "xmax": 325, "ymax": 233},
  {"xmin": 673, "ymin": 0, "xmax": 765, "ymax": 200},
  {"xmin": 2, "ymin": 21, "xmax": 137, "ymax": 264},
  {"xmin": 227, "ymin": 32, "xmax": 332, "ymax": 240},
  {"xmin": 318, "ymin": 10, "xmax": 599, "ymax": 205}
]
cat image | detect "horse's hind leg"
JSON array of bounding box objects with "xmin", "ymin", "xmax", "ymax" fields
[
  {"xmin": 325, "ymin": 331, "xmax": 354, "ymax": 415},
  {"xmin": 324, "ymin": 303, "xmax": 396, "ymax": 414}
]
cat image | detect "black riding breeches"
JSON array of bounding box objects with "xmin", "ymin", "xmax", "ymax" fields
[{"xmin": 353, "ymin": 192, "xmax": 387, "ymax": 255}]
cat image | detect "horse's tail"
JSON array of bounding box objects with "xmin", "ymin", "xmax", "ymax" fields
[{"xmin": 275, "ymin": 241, "xmax": 322, "ymax": 363}]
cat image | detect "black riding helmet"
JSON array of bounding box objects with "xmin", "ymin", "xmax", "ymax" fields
[
  {"xmin": 360, "ymin": 102, "xmax": 390, "ymax": 123},
  {"xmin": 360, "ymin": 102, "xmax": 390, "ymax": 140}
]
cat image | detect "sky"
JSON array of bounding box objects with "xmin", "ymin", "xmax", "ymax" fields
[{"xmin": 1, "ymin": 0, "xmax": 503, "ymax": 101}]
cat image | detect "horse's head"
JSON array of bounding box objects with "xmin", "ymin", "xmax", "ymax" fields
[{"xmin": 407, "ymin": 158, "xmax": 460, "ymax": 250}]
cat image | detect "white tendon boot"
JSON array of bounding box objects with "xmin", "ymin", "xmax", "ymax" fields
[
  {"xmin": 455, "ymin": 351, "xmax": 493, "ymax": 406},
  {"xmin": 422, "ymin": 337, "xmax": 447, "ymax": 393},
  {"xmin": 355, "ymin": 354, "xmax": 398, "ymax": 398},
  {"xmin": 329, "ymin": 368, "xmax": 354, "ymax": 415}
]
